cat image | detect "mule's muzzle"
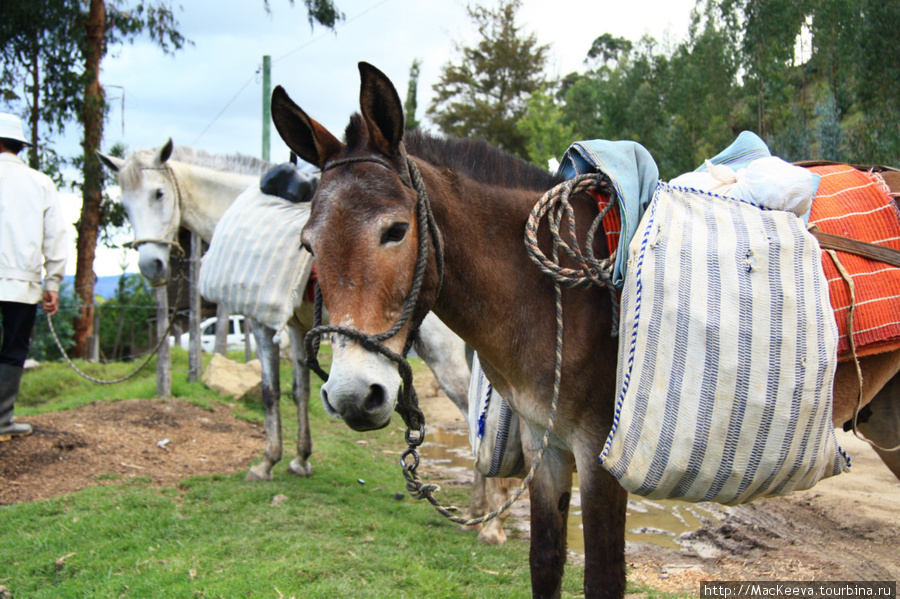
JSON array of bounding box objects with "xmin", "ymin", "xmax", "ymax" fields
[{"xmin": 321, "ymin": 383, "xmax": 393, "ymax": 431}]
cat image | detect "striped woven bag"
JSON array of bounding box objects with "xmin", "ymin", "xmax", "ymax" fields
[
  {"xmin": 198, "ymin": 186, "xmax": 314, "ymax": 332},
  {"xmin": 600, "ymin": 183, "xmax": 849, "ymax": 505}
]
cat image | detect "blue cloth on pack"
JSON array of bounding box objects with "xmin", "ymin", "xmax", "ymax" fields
[{"xmin": 556, "ymin": 139, "xmax": 659, "ymax": 288}]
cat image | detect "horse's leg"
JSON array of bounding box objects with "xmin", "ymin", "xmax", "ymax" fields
[
  {"xmin": 574, "ymin": 443, "xmax": 628, "ymax": 599},
  {"xmin": 476, "ymin": 474, "xmax": 511, "ymax": 545},
  {"xmin": 521, "ymin": 424, "xmax": 575, "ymax": 599},
  {"xmin": 287, "ymin": 322, "xmax": 313, "ymax": 477},
  {"xmin": 855, "ymin": 373, "xmax": 900, "ymax": 480},
  {"xmin": 245, "ymin": 319, "xmax": 283, "ymax": 482}
]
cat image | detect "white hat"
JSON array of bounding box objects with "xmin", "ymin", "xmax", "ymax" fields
[{"xmin": 0, "ymin": 113, "xmax": 31, "ymax": 146}]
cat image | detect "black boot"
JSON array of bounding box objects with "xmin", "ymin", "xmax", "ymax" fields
[{"xmin": 0, "ymin": 364, "xmax": 31, "ymax": 441}]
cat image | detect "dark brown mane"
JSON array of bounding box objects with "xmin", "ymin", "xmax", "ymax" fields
[
  {"xmin": 405, "ymin": 129, "xmax": 564, "ymax": 192},
  {"xmin": 343, "ymin": 113, "xmax": 563, "ymax": 192}
]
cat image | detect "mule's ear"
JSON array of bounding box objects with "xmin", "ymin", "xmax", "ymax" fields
[
  {"xmin": 97, "ymin": 152, "xmax": 125, "ymax": 173},
  {"xmin": 271, "ymin": 86, "xmax": 344, "ymax": 169},
  {"xmin": 358, "ymin": 62, "xmax": 405, "ymax": 156},
  {"xmin": 155, "ymin": 138, "xmax": 174, "ymax": 166}
]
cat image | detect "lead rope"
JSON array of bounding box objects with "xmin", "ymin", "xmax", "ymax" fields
[{"xmin": 46, "ymin": 274, "xmax": 185, "ymax": 384}]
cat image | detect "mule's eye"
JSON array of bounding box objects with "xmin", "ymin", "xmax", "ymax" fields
[
  {"xmin": 154, "ymin": 189, "xmax": 164, "ymax": 200},
  {"xmin": 381, "ymin": 223, "xmax": 409, "ymax": 245}
]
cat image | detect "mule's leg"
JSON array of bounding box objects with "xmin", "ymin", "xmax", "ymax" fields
[
  {"xmin": 287, "ymin": 324, "xmax": 313, "ymax": 477},
  {"xmin": 574, "ymin": 445, "xmax": 628, "ymax": 599},
  {"xmin": 856, "ymin": 374, "xmax": 900, "ymax": 480},
  {"xmin": 522, "ymin": 425, "xmax": 575, "ymax": 599},
  {"xmin": 245, "ymin": 319, "xmax": 283, "ymax": 482}
]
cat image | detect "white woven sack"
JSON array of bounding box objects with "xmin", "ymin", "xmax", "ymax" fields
[
  {"xmin": 467, "ymin": 352, "xmax": 525, "ymax": 478},
  {"xmin": 600, "ymin": 183, "xmax": 849, "ymax": 505},
  {"xmin": 198, "ymin": 186, "xmax": 314, "ymax": 332}
]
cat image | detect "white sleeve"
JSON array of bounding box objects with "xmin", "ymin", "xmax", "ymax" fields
[{"xmin": 41, "ymin": 182, "xmax": 68, "ymax": 292}]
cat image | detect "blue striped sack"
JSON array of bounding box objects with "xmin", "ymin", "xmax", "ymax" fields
[
  {"xmin": 600, "ymin": 183, "xmax": 849, "ymax": 505},
  {"xmin": 467, "ymin": 352, "xmax": 525, "ymax": 478}
]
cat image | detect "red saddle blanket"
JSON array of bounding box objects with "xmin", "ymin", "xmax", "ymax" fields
[{"xmin": 807, "ymin": 164, "xmax": 900, "ymax": 360}]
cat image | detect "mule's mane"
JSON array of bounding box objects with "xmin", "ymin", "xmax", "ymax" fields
[
  {"xmin": 344, "ymin": 114, "xmax": 562, "ymax": 192},
  {"xmin": 405, "ymin": 130, "xmax": 564, "ymax": 191}
]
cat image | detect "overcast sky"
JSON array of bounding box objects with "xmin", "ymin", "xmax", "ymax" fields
[{"xmin": 57, "ymin": 0, "xmax": 699, "ymax": 276}]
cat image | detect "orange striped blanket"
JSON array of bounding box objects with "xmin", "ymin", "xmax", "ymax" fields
[{"xmin": 806, "ymin": 165, "xmax": 900, "ymax": 359}]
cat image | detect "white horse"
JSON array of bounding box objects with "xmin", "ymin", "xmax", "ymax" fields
[{"xmin": 97, "ymin": 141, "xmax": 512, "ymax": 543}]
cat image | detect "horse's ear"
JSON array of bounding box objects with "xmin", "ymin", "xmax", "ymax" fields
[
  {"xmin": 271, "ymin": 86, "xmax": 344, "ymax": 169},
  {"xmin": 358, "ymin": 62, "xmax": 405, "ymax": 156},
  {"xmin": 97, "ymin": 152, "xmax": 125, "ymax": 173},
  {"xmin": 155, "ymin": 138, "xmax": 174, "ymax": 166}
]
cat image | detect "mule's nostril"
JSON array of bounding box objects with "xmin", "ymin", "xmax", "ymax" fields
[{"xmin": 364, "ymin": 384, "xmax": 387, "ymax": 413}]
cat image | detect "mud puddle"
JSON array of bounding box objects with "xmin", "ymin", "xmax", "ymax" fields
[{"xmin": 419, "ymin": 424, "xmax": 724, "ymax": 554}]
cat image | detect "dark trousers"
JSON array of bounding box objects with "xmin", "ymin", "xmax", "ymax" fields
[{"xmin": 0, "ymin": 301, "xmax": 38, "ymax": 368}]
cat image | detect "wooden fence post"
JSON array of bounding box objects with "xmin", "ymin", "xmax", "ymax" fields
[
  {"xmin": 214, "ymin": 304, "xmax": 229, "ymax": 355},
  {"xmin": 188, "ymin": 232, "xmax": 202, "ymax": 381},
  {"xmin": 155, "ymin": 285, "xmax": 171, "ymax": 397}
]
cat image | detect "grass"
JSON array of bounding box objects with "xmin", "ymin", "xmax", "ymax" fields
[{"xmin": 2, "ymin": 349, "xmax": 686, "ymax": 598}]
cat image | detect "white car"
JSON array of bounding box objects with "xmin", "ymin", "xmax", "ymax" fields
[{"xmin": 172, "ymin": 314, "xmax": 255, "ymax": 353}]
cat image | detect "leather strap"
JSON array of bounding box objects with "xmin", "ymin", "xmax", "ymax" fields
[{"xmin": 811, "ymin": 230, "xmax": 900, "ymax": 269}]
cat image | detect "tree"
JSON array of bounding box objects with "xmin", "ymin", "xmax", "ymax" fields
[
  {"xmin": 427, "ymin": 0, "xmax": 549, "ymax": 158},
  {"xmin": 404, "ymin": 59, "xmax": 422, "ymax": 131},
  {"xmin": 518, "ymin": 87, "xmax": 575, "ymax": 169},
  {"xmin": 2, "ymin": 1, "xmax": 343, "ymax": 358},
  {"xmin": 0, "ymin": 0, "xmax": 86, "ymax": 172}
]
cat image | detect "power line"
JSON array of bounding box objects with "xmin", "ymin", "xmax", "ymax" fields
[{"xmin": 192, "ymin": 0, "xmax": 393, "ymax": 146}]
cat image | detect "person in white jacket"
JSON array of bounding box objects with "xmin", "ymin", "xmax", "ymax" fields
[{"xmin": 0, "ymin": 113, "xmax": 68, "ymax": 441}]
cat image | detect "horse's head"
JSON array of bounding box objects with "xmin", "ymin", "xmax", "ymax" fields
[
  {"xmin": 272, "ymin": 63, "xmax": 435, "ymax": 432},
  {"xmin": 98, "ymin": 139, "xmax": 181, "ymax": 286}
]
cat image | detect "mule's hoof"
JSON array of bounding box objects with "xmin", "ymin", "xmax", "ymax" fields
[
  {"xmin": 457, "ymin": 523, "xmax": 482, "ymax": 533},
  {"xmin": 477, "ymin": 527, "xmax": 507, "ymax": 545},
  {"xmin": 245, "ymin": 465, "xmax": 274, "ymax": 482},
  {"xmin": 288, "ymin": 459, "xmax": 313, "ymax": 477}
]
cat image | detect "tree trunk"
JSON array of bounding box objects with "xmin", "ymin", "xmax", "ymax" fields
[
  {"xmin": 28, "ymin": 42, "xmax": 40, "ymax": 170},
  {"xmin": 72, "ymin": 0, "xmax": 107, "ymax": 358}
]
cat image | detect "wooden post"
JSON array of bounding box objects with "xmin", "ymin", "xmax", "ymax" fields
[
  {"xmin": 155, "ymin": 285, "xmax": 171, "ymax": 397},
  {"xmin": 243, "ymin": 316, "xmax": 252, "ymax": 362},
  {"xmin": 188, "ymin": 231, "xmax": 202, "ymax": 381},
  {"xmin": 214, "ymin": 303, "xmax": 229, "ymax": 355},
  {"xmin": 88, "ymin": 313, "xmax": 100, "ymax": 362}
]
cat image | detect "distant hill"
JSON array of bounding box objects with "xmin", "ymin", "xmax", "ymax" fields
[{"xmin": 63, "ymin": 274, "xmax": 139, "ymax": 299}]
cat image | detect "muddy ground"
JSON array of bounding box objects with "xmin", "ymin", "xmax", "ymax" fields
[{"xmin": 1, "ymin": 371, "xmax": 898, "ymax": 595}]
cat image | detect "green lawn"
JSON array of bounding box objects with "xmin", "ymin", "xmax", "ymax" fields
[{"xmin": 1, "ymin": 349, "xmax": 685, "ymax": 598}]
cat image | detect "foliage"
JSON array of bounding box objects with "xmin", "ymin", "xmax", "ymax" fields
[
  {"xmin": 427, "ymin": 0, "xmax": 549, "ymax": 159},
  {"xmin": 264, "ymin": 0, "xmax": 345, "ymax": 29},
  {"xmin": 29, "ymin": 282, "xmax": 79, "ymax": 363},
  {"xmin": 95, "ymin": 273, "xmax": 156, "ymax": 361},
  {"xmin": 0, "ymin": 0, "xmax": 86, "ymax": 171},
  {"xmin": 404, "ymin": 59, "xmax": 423, "ymax": 131},
  {"xmin": 517, "ymin": 87, "xmax": 575, "ymax": 168}
]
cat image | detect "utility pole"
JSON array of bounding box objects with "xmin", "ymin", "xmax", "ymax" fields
[{"xmin": 262, "ymin": 55, "xmax": 271, "ymax": 161}]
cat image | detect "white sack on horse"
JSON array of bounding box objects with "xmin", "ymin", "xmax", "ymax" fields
[{"xmin": 198, "ymin": 185, "xmax": 314, "ymax": 334}]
